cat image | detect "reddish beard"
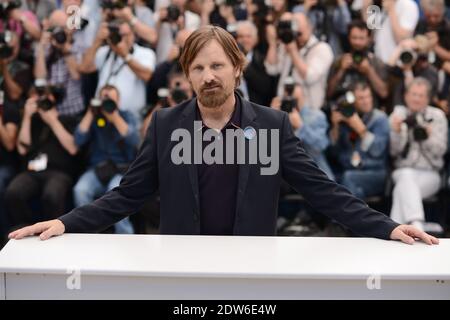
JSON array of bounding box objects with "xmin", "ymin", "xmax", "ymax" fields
[{"xmin": 197, "ymin": 82, "xmax": 233, "ymax": 108}]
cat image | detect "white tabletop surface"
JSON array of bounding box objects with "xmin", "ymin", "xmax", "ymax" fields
[{"xmin": 0, "ymin": 234, "xmax": 449, "ymax": 280}]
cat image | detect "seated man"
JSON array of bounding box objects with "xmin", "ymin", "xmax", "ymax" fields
[
  {"xmin": 5, "ymin": 89, "xmax": 79, "ymax": 230},
  {"xmin": 73, "ymin": 85, "xmax": 140, "ymax": 234},
  {"xmin": 389, "ymin": 77, "xmax": 447, "ymax": 231},
  {"xmin": 330, "ymin": 81, "xmax": 390, "ymax": 199}
]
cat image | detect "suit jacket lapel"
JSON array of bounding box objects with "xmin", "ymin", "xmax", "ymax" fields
[
  {"xmin": 179, "ymin": 98, "xmax": 200, "ymax": 220},
  {"xmin": 234, "ymin": 95, "xmax": 258, "ymax": 226}
]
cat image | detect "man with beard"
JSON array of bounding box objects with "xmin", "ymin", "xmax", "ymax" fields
[{"xmin": 9, "ymin": 26, "xmax": 438, "ymax": 246}]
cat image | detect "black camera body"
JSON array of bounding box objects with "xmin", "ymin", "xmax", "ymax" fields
[
  {"xmin": 281, "ymin": 76, "xmax": 297, "ymax": 113},
  {"xmin": 352, "ymin": 49, "xmax": 367, "ymax": 65},
  {"xmin": 157, "ymin": 88, "xmax": 170, "ymax": 108},
  {"xmin": 36, "ymin": 85, "xmax": 65, "ymax": 111},
  {"xmin": 108, "ymin": 23, "xmax": 122, "ymax": 45},
  {"xmin": 48, "ymin": 26, "xmax": 67, "ymax": 45},
  {"xmin": 0, "ymin": 0, "xmax": 22, "ymax": 20},
  {"xmin": 404, "ymin": 113, "xmax": 429, "ymax": 142},
  {"xmin": 336, "ymin": 91, "xmax": 356, "ymax": 118},
  {"xmin": 0, "ymin": 31, "xmax": 13, "ymax": 59},
  {"xmin": 171, "ymin": 82, "xmax": 189, "ymax": 105},
  {"xmin": 101, "ymin": 0, "xmax": 127, "ymax": 10},
  {"xmin": 277, "ymin": 20, "xmax": 299, "ymax": 44},
  {"xmin": 165, "ymin": 4, "xmax": 181, "ymax": 23},
  {"xmin": 91, "ymin": 97, "xmax": 118, "ymax": 116}
]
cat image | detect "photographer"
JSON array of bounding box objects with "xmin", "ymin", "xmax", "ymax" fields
[
  {"xmin": 388, "ymin": 36, "xmax": 439, "ymax": 109},
  {"xmin": 101, "ymin": 0, "xmax": 158, "ymax": 47},
  {"xmin": 415, "ymin": 0, "xmax": 450, "ymax": 110},
  {"xmin": 80, "ymin": 19, "xmax": 156, "ymax": 120},
  {"xmin": 362, "ymin": 0, "xmax": 419, "ymax": 64},
  {"xmin": 200, "ymin": 0, "xmax": 247, "ymax": 30},
  {"xmin": 271, "ymin": 77, "xmax": 334, "ymax": 179},
  {"xmin": 0, "ymin": 79, "xmax": 20, "ymax": 242},
  {"xmin": 142, "ymin": 66, "xmax": 193, "ymax": 137},
  {"xmin": 327, "ymin": 20, "xmax": 388, "ymax": 104},
  {"xmin": 0, "ymin": 30, "xmax": 33, "ymax": 106},
  {"xmin": 293, "ymin": 0, "xmax": 351, "ymax": 55},
  {"xmin": 236, "ymin": 20, "xmax": 278, "ymax": 106},
  {"xmin": 34, "ymin": 10, "xmax": 86, "ymax": 116},
  {"xmin": 329, "ymin": 81, "xmax": 390, "ymax": 199},
  {"xmin": 265, "ymin": 12, "xmax": 334, "ymax": 110},
  {"xmin": 389, "ymin": 77, "xmax": 447, "ymax": 230},
  {"xmin": 155, "ymin": 0, "xmax": 200, "ymax": 63},
  {"xmin": 4, "ymin": 90, "xmax": 79, "ymax": 231},
  {"xmin": 73, "ymin": 85, "xmax": 139, "ymax": 234}
]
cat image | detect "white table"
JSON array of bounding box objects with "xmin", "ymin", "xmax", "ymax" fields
[{"xmin": 0, "ymin": 234, "xmax": 449, "ymax": 299}]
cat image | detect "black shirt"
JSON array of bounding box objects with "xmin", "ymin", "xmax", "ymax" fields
[
  {"xmin": 0, "ymin": 104, "xmax": 20, "ymax": 168},
  {"xmin": 27, "ymin": 113, "xmax": 78, "ymax": 176},
  {"xmin": 197, "ymin": 96, "xmax": 241, "ymax": 235}
]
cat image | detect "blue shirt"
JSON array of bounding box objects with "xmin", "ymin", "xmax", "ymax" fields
[
  {"xmin": 74, "ymin": 110, "xmax": 140, "ymax": 167},
  {"xmin": 335, "ymin": 109, "xmax": 389, "ymax": 170},
  {"xmin": 295, "ymin": 106, "xmax": 330, "ymax": 157}
]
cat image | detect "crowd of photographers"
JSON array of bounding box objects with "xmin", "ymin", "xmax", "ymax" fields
[{"xmin": 0, "ymin": 0, "xmax": 449, "ymax": 243}]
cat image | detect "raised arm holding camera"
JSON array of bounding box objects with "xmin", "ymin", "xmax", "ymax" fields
[
  {"xmin": 4, "ymin": 88, "xmax": 79, "ymax": 234},
  {"xmin": 80, "ymin": 18, "xmax": 155, "ymax": 119},
  {"xmin": 327, "ymin": 20, "xmax": 388, "ymax": 103},
  {"xmin": 389, "ymin": 77, "xmax": 447, "ymax": 231}
]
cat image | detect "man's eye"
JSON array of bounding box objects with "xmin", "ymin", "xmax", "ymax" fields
[{"xmin": 212, "ymin": 64, "xmax": 222, "ymax": 69}]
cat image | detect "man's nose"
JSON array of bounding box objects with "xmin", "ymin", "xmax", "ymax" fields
[{"xmin": 202, "ymin": 68, "xmax": 215, "ymax": 83}]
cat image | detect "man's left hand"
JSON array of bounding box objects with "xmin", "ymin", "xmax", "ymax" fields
[{"xmin": 390, "ymin": 224, "xmax": 439, "ymax": 245}]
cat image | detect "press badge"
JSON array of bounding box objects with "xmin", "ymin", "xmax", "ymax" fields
[
  {"xmin": 350, "ymin": 151, "xmax": 361, "ymax": 168},
  {"xmin": 28, "ymin": 153, "xmax": 48, "ymax": 172}
]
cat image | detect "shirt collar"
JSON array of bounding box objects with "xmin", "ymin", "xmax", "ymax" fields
[{"xmin": 195, "ymin": 92, "xmax": 242, "ymax": 131}]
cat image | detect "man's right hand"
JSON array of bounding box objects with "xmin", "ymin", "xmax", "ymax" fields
[
  {"xmin": 8, "ymin": 219, "xmax": 65, "ymax": 241},
  {"xmin": 340, "ymin": 54, "xmax": 353, "ymax": 71}
]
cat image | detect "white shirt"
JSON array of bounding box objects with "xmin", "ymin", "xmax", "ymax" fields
[
  {"xmin": 265, "ymin": 36, "xmax": 334, "ymax": 110},
  {"xmin": 374, "ymin": 0, "xmax": 419, "ymax": 63},
  {"xmin": 95, "ymin": 44, "xmax": 156, "ymax": 118}
]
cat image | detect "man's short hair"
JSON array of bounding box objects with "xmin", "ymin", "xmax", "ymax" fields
[
  {"xmin": 421, "ymin": 0, "xmax": 445, "ymax": 11},
  {"xmin": 348, "ymin": 19, "xmax": 371, "ymax": 36},
  {"xmin": 405, "ymin": 77, "xmax": 432, "ymax": 99},
  {"xmin": 99, "ymin": 84, "xmax": 120, "ymax": 98},
  {"xmin": 351, "ymin": 80, "xmax": 372, "ymax": 93},
  {"xmin": 179, "ymin": 25, "xmax": 247, "ymax": 87}
]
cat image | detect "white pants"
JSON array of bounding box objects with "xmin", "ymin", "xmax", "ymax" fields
[{"xmin": 390, "ymin": 168, "xmax": 441, "ymax": 224}]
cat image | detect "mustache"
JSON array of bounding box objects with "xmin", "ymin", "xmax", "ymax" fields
[{"xmin": 201, "ymin": 82, "xmax": 222, "ymax": 91}]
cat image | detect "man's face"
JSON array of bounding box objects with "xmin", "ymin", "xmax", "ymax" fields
[
  {"xmin": 405, "ymin": 84, "xmax": 429, "ymax": 113},
  {"xmin": 236, "ymin": 25, "xmax": 257, "ymax": 54},
  {"xmin": 100, "ymin": 88, "xmax": 119, "ymax": 105},
  {"xmin": 187, "ymin": 40, "xmax": 240, "ymax": 109},
  {"xmin": 354, "ymin": 87, "xmax": 373, "ymax": 114},
  {"xmin": 349, "ymin": 28, "xmax": 370, "ymax": 51},
  {"xmin": 424, "ymin": 8, "xmax": 444, "ymax": 28}
]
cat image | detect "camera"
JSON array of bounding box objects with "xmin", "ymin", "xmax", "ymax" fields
[
  {"xmin": 170, "ymin": 82, "xmax": 189, "ymax": 105},
  {"xmin": 47, "ymin": 26, "xmax": 67, "ymax": 45},
  {"xmin": 277, "ymin": 20, "xmax": 299, "ymax": 44},
  {"xmin": 280, "ymin": 76, "xmax": 297, "ymax": 113},
  {"xmin": 0, "ymin": 31, "xmax": 13, "ymax": 59},
  {"xmin": 100, "ymin": 0, "xmax": 127, "ymax": 10},
  {"xmin": 352, "ymin": 49, "xmax": 367, "ymax": 65},
  {"xmin": 157, "ymin": 88, "xmax": 170, "ymax": 108},
  {"xmin": 108, "ymin": 23, "xmax": 122, "ymax": 45},
  {"xmin": 398, "ymin": 49, "xmax": 417, "ymax": 67},
  {"xmin": 34, "ymin": 79, "xmax": 65, "ymax": 111},
  {"xmin": 0, "ymin": 0, "xmax": 22, "ymax": 20},
  {"xmin": 164, "ymin": 4, "xmax": 181, "ymax": 23},
  {"xmin": 335, "ymin": 91, "xmax": 356, "ymax": 118},
  {"xmin": 90, "ymin": 97, "xmax": 117, "ymax": 114},
  {"xmin": 403, "ymin": 113, "xmax": 429, "ymax": 142}
]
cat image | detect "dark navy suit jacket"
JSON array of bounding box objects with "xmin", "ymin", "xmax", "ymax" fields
[{"xmin": 60, "ymin": 95, "xmax": 399, "ymax": 239}]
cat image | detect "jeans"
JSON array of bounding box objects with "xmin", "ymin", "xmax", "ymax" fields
[
  {"xmin": 338, "ymin": 169, "xmax": 387, "ymax": 199},
  {"xmin": 0, "ymin": 166, "xmax": 15, "ymax": 237},
  {"xmin": 73, "ymin": 168, "xmax": 134, "ymax": 234}
]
